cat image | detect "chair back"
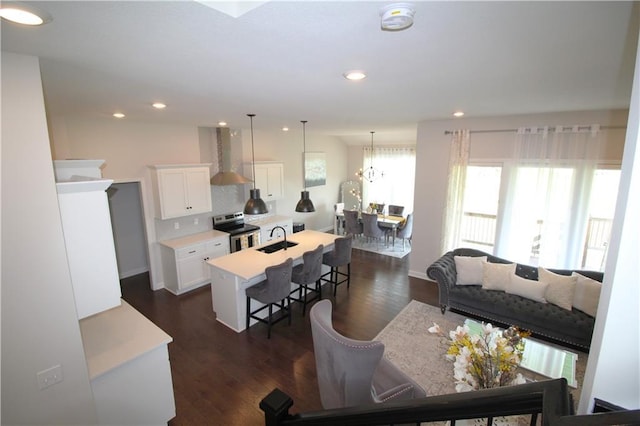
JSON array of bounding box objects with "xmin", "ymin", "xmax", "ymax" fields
[
  {"xmin": 332, "ymin": 236, "xmax": 353, "ymax": 265},
  {"xmin": 262, "ymin": 258, "xmax": 293, "ymax": 303},
  {"xmin": 362, "ymin": 212, "xmax": 385, "ymax": 238},
  {"xmin": 334, "ymin": 202, "xmax": 344, "ymax": 215},
  {"xmin": 298, "ymin": 244, "xmax": 324, "ymax": 284},
  {"xmin": 396, "ymin": 213, "xmax": 413, "ymax": 239},
  {"xmin": 388, "ymin": 205, "xmax": 405, "ymax": 216},
  {"xmin": 343, "ymin": 209, "xmax": 363, "ymax": 236},
  {"xmin": 310, "ymin": 300, "xmax": 384, "ymax": 409}
]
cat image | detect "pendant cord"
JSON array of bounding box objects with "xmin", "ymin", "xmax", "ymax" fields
[
  {"xmin": 248, "ymin": 113, "xmax": 256, "ymax": 190},
  {"xmin": 302, "ymin": 120, "xmax": 308, "ymax": 191}
]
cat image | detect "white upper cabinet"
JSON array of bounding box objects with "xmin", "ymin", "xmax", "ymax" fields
[
  {"xmin": 150, "ymin": 164, "xmax": 212, "ymax": 219},
  {"xmin": 244, "ymin": 162, "xmax": 284, "ymax": 201}
]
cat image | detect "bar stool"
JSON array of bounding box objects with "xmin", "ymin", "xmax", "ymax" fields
[
  {"xmin": 321, "ymin": 236, "xmax": 353, "ymax": 296},
  {"xmin": 290, "ymin": 244, "xmax": 324, "ymax": 315},
  {"xmin": 245, "ymin": 257, "xmax": 293, "ymax": 339}
]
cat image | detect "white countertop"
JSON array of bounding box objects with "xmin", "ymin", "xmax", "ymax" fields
[
  {"xmin": 159, "ymin": 229, "xmax": 229, "ymax": 249},
  {"xmin": 207, "ymin": 229, "xmax": 338, "ymax": 281},
  {"xmin": 79, "ymin": 300, "xmax": 173, "ymax": 379}
]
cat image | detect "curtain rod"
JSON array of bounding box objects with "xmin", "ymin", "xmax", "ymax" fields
[{"xmin": 443, "ymin": 125, "xmax": 626, "ymax": 135}]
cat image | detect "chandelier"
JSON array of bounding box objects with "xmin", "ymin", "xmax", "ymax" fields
[{"xmin": 356, "ymin": 131, "xmax": 384, "ymax": 182}]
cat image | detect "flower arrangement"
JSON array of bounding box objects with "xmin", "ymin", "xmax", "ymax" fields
[{"xmin": 429, "ymin": 322, "xmax": 530, "ymax": 392}]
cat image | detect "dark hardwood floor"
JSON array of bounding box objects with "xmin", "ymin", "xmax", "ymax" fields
[{"xmin": 120, "ymin": 248, "xmax": 439, "ymax": 425}]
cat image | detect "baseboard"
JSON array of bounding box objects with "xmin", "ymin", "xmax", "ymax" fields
[
  {"xmin": 408, "ymin": 270, "xmax": 428, "ymax": 280},
  {"xmin": 119, "ymin": 266, "xmax": 149, "ymax": 279}
]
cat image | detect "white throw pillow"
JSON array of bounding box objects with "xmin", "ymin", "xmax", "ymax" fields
[
  {"xmin": 507, "ymin": 274, "xmax": 548, "ymax": 303},
  {"xmin": 572, "ymin": 272, "xmax": 602, "ymax": 317},
  {"xmin": 538, "ymin": 267, "xmax": 577, "ymax": 311},
  {"xmin": 482, "ymin": 262, "xmax": 516, "ymax": 291},
  {"xmin": 454, "ymin": 256, "xmax": 487, "ymax": 285}
]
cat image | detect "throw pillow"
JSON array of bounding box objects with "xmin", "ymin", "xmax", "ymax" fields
[
  {"xmin": 538, "ymin": 267, "xmax": 577, "ymax": 311},
  {"xmin": 482, "ymin": 262, "xmax": 516, "ymax": 291},
  {"xmin": 572, "ymin": 272, "xmax": 602, "ymax": 317},
  {"xmin": 506, "ymin": 274, "xmax": 548, "ymax": 303},
  {"xmin": 454, "ymin": 256, "xmax": 487, "ymax": 285}
]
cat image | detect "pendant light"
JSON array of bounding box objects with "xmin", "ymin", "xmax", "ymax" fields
[
  {"xmin": 295, "ymin": 120, "xmax": 316, "ymax": 213},
  {"xmin": 356, "ymin": 131, "xmax": 385, "ymax": 182},
  {"xmin": 243, "ymin": 114, "xmax": 269, "ymax": 215}
]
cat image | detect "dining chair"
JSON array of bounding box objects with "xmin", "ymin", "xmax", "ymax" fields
[
  {"xmin": 290, "ymin": 244, "xmax": 324, "ymax": 315},
  {"xmin": 361, "ymin": 212, "xmax": 386, "ymax": 248},
  {"xmin": 343, "ymin": 209, "xmax": 363, "ymax": 239},
  {"xmin": 321, "ymin": 236, "xmax": 353, "ymax": 296},
  {"xmin": 310, "ymin": 299, "xmax": 427, "ymax": 409},
  {"xmin": 245, "ymin": 257, "xmax": 293, "ymax": 338},
  {"xmin": 388, "ymin": 205, "xmax": 405, "ymax": 216},
  {"xmin": 395, "ymin": 213, "xmax": 413, "ymax": 249}
]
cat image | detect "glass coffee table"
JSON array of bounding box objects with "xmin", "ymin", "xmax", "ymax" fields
[{"xmin": 464, "ymin": 319, "xmax": 578, "ymax": 388}]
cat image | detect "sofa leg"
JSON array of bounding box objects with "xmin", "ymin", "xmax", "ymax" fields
[{"xmin": 440, "ymin": 305, "xmax": 446, "ymax": 314}]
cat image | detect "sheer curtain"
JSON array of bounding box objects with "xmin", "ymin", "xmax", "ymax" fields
[
  {"xmin": 496, "ymin": 125, "xmax": 601, "ymax": 268},
  {"xmin": 442, "ymin": 130, "xmax": 470, "ymax": 253},
  {"xmin": 362, "ymin": 146, "xmax": 416, "ymax": 213}
]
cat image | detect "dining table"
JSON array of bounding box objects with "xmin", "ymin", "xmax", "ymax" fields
[{"xmin": 335, "ymin": 211, "xmax": 405, "ymax": 246}]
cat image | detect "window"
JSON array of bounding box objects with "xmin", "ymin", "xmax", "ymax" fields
[
  {"xmin": 362, "ymin": 146, "xmax": 416, "ymax": 214},
  {"xmin": 459, "ymin": 165, "xmax": 502, "ymax": 251}
]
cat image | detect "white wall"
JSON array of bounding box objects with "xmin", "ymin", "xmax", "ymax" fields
[
  {"xmin": 1, "ymin": 53, "xmax": 97, "ymax": 424},
  {"xmin": 409, "ymin": 109, "xmax": 629, "ymax": 279},
  {"xmin": 578, "ymin": 30, "xmax": 640, "ymax": 413},
  {"xmin": 48, "ymin": 116, "xmax": 348, "ymax": 290}
]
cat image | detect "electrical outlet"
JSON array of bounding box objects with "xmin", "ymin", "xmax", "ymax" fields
[
  {"xmin": 37, "ymin": 364, "xmax": 63, "ymax": 390},
  {"xmin": 174, "ymin": 222, "xmax": 180, "ymax": 230}
]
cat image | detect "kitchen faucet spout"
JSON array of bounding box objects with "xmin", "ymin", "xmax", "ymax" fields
[{"xmin": 270, "ymin": 226, "xmax": 287, "ymax": 249}]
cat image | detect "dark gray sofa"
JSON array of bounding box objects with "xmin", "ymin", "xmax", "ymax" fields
[{"xmin": 426, "ymin": 248, "xmax": 603, "ymax": 351}]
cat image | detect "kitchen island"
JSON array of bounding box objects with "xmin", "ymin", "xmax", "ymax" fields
[{"xmin": 207, "ymin": 230, "xmax": 339, "ymax": 332}]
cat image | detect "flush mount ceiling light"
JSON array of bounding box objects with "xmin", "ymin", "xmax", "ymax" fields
[
  {"xmin": 380, "ymin": 3, "xmax": 415, "ymax": 31},
  {"xmin": 243, "ymin": 113, "xmax": 269, "ymax": 215},
  {"xmin": 343, "ymin": 71, "xmax": 366, "ymax": 81},
  {"xmin": 0, "ymin": 2, "xmax": 52, "ymax": 25},
  {"xmin": 295, "ymin": 120, "xmax": 315, "ymax": 213}
]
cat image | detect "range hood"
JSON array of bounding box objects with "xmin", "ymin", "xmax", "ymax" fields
[{"xmin": 210, "ymin": 127, "xmax": 252, "ymax": 185}]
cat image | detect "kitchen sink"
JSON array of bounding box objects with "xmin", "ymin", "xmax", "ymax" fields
[{"xmin": 256, "ymin": 241, "xmax": 298, "ymax": 253}]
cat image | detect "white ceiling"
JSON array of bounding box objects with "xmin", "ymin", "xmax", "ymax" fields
[{"xmin": 1, "ymin": 1, "xmax": 638, "ymax": 145}]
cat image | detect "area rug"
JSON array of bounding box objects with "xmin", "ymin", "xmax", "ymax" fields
[
  {"xmin": 374, "ymin": 300, "xmax": 588, "ymax": 424},
  {"xmin": 351, "ymin": 236, "xmax": 411, "ymax": 259}
]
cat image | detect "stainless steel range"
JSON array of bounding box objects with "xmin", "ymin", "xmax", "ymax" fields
[{"xmin": 212, "ymin": 212, "xmax": 261, "ymax": 253}]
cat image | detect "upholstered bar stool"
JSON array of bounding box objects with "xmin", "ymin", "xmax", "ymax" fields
[
  {"xmin": 245, "ymin": 257, "xmax": 293, "ymax": 339},
  {"xmin": 321, "ymin": 236, "xmax": 353, "ymax": 296},
  {"xmin": 290, "ymin": 244, "xmax": 324, "ymax": 315}
]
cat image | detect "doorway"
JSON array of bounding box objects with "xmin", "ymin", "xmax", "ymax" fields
[{"xmin": 107, "ymin": 181, "xmax": 150, "ymax": 281}]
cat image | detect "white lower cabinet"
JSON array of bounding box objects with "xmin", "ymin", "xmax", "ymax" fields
[{"xmin": 161, "ymin": 231, "xmax": 230, "ymax": 294}]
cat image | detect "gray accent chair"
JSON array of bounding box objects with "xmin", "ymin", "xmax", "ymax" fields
[
  {"xmin": 290, "ymin": 244, "xmax": 324, "ymax": 315},
  {"xmin": 321, "ymin": 236, "xmax": 353, "ymax": 296},
  {"xmin": 362, "ymin": 212, "xmax": 386, "ymax": 247},
  {"xmin": 245, "ymin": 257, "xmax": 293, "ymax": 339},
  {"xmin": 343, "ymin": 209, "xmax": 363, "ymax": 238},
  {"xmin": 388, "ymin": 204, "xmax": 405, "ymax": 216},
  {"xmin": 310, "ymin": 300, "xmax": 427, "ymax": 409},
  {"xmin": 395, "ymin": 213, "xmax": 413, "ymax": 249}
]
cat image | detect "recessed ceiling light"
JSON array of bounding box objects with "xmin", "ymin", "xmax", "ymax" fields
[
  {"xmin": 218, "ymin": 121, "xmax": 227, "ymax": 127},
  {"xmin": 152, "ymin": 102, "xmax": 166, "ymax": 109},
  {"xmin": 282, "ymin": 127, "xmax": 289, "ymax": 132},
  {"xmin": 453, "ymin": 111, "xmax": 465, "ymax": 117},
  {"xmin": 113, "ymin": 112, "xmax": 125, "ymax": 118},
  {"xmin": 343, "ymin": 71, "xmax": 367, "ymax": 81},
  {"xmin": 0, "ymin": 3, "xmax": 51, "ymax": 25}
]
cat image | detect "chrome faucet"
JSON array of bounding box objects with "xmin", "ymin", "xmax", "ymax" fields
[{"xmin": 270, "ymin": 226, "xmax": 287, "ymax": 249}]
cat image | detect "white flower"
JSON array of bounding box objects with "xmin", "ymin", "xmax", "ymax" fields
[
  {"xmin": 428, "ymin": 323, "xmax": 442, "ymax": 334},
  {"xmin": 455, "ymin": 382, "xmax": 474, "ymax": 393},
  {"xmin": 482, "ymin": 323, "xmax": 495, "ymax": 335}
]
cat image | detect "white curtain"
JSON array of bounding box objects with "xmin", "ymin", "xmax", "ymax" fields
[
  {"xmin": 362, "ymin": 146, "xmax": 416, "ymax": 213},
  {"xmin": 442, "ymin": 130, "xmax": 470, "ymax": 253},
  {"xmin": 496, "ymin": 125, "xmax": 601, "ymax": 268}
]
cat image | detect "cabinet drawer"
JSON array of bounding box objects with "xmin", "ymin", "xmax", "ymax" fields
[{"xmin": 176, "ymin": 244, "xmax": 206, "ymax": 260}]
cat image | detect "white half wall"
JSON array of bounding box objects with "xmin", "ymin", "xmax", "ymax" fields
[{"xmin": 1, "ymin": 53, "xmax": 97, "ymax": 424}]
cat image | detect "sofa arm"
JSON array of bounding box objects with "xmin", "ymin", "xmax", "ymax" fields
[{"xmin": 426, "ymin": 251, "xmax": 456, "ymax": 312}]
